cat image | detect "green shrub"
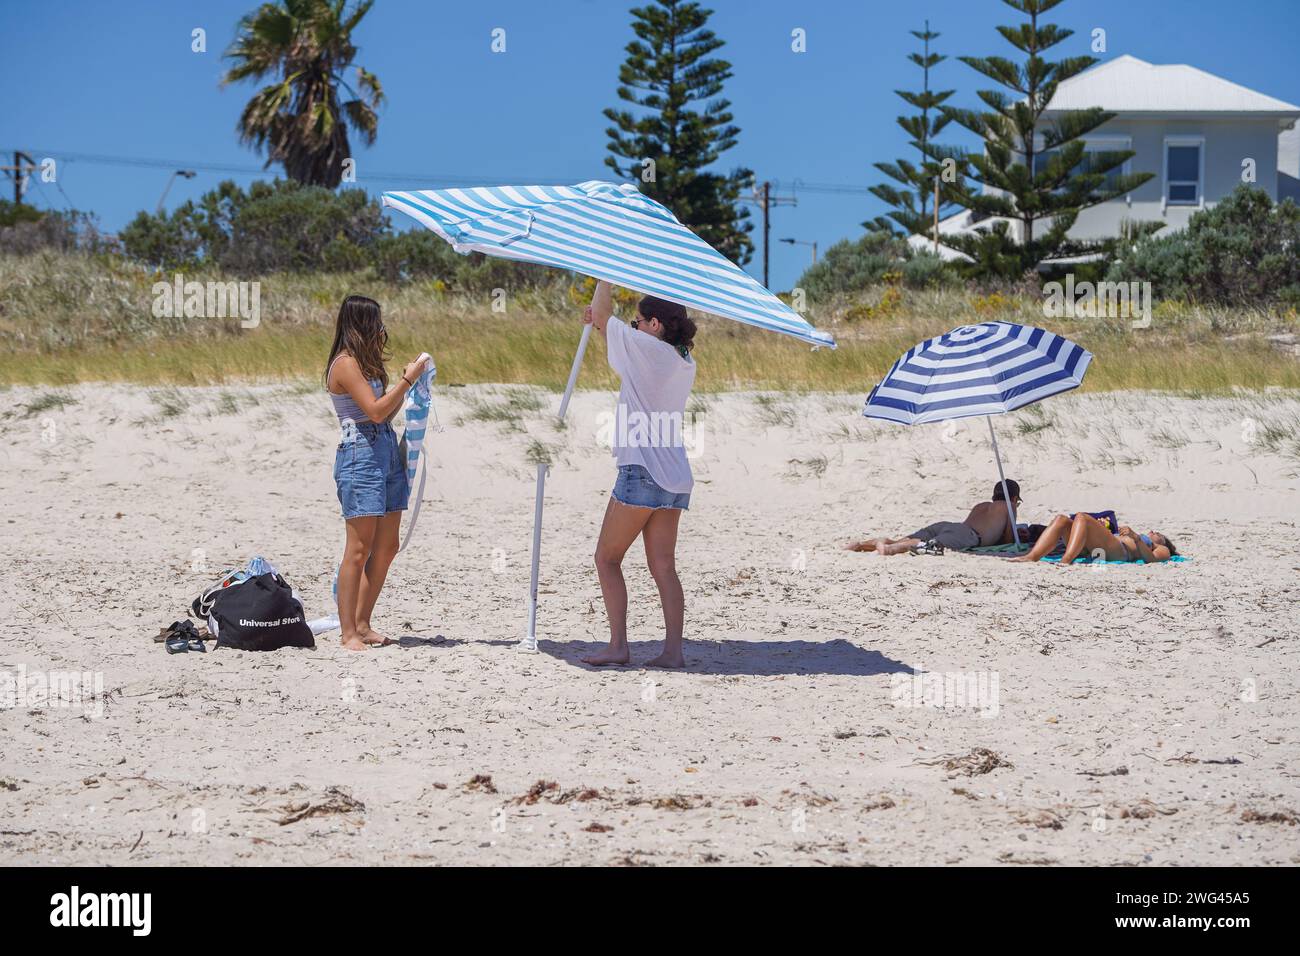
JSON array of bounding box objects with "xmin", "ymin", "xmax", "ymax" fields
[
  {"xmin": 1106, "ymin": 185, "xmax": 1300, "ymax": 304},
  {"xmin": 0, "ymin": 199, "xmax": 45, "ymax": 228},
  {"xmin": 371, "ymin": 229, "xmax": 461, "ymax": 283},
  {"xmin": 223, "ymin": 181, "xmax": 385, "ymax": 274},
  {"xmin": 0, "ymin": 205, "xmax": 108, "ymax": 256},
  {"xmin": 121, "ymin": 178, "xmax": 386, "ymax": 276},
  {"xmin": 795, "ymin": 231, "xmax": 913, "ymax": 299},
  {"xmin": 900, "ymin": 251, "xmax": 952, "ymax": 289},
  {"xmin": 119, "ymin": 206, "xmax": 203, "ymax": 269}
]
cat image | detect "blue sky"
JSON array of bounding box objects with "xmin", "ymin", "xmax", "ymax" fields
[{"xmin": 2, "ymin": 0, "xmax": 1297, "ymax": 289}]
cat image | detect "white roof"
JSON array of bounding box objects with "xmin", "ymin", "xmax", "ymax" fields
[{"xmin": 1044, "ymin": 55, "xmax": 1300, "ymax": 116}]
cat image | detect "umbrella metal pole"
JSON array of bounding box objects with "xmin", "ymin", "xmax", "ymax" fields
[
  {"xmin": 986, "ymin": 415, "xmax": 1022, "ymax": 551},
  {"xmin": 521, "ymin": 323, "xmax": 593, "ymax": 651}
]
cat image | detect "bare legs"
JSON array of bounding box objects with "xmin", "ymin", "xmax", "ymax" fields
[
  {"xmin": 1059, "ymin": 512, "xmax": 1128, "ymax": 565},
  {"xmin": 1011, "ymin": 512, "xmax": 1128, "ymax": 565},
  {"xmin": 584, "ymin": 498, "xmax": 686, "ymax": 667},
  {"xmin": 356, "ymin": 511, "xmax": 402, "ymax": 644},
  {"xmin": 1008, "ymin": 514, "xmax": 1071, "ymax": 562},
  {"xmin": 642, "ymin": 508, "xmax": 684, "ymax": 667},
  {"xmin": 337, "ymin": 511, "xmax": 402, "ymax": 651},
  {"xmin": 843, "ymin": 536, "xmax": 921, "ymax": 555}
]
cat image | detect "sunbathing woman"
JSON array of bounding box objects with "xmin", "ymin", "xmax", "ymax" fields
[{"xmin": 1009, "ymin": 512, "xmax": 1177, "ymax": 564}]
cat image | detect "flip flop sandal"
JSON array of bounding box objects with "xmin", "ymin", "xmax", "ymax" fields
[
  {"xmin": 155, "ymin": 620, "xmax": 189, "ymax": 643},
  {"xmin": 165, "ymin": 634, "xmax": 190, "ymax": 654},
  {"xmin": 914, "ymin": 539, "xmax": 946, "ymax": 556}
]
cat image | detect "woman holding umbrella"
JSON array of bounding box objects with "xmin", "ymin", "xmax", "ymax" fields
[{"xmin": 581, "ymin": 280, "xmax": 696, "ymax": 668}]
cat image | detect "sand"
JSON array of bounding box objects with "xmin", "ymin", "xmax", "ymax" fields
[{"xmin": 1, "ymin": 382, "xmax": 1298, "ymax": 866}]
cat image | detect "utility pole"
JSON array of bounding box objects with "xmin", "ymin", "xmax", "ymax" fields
[
  {"xmin": 934, "ymin": 175, "xmax": 940, "ymax": 255},
  {"xmin": 745, "ymin": 180, "xmax": 797, "ymax": 288},
  {"xmin": 1, "ymin": 151, "xmax": 36, "ymax": 205}
]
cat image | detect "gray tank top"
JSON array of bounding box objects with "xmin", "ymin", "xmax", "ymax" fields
[{"xmin": 327, "ymin": 355, "xmax": 383, "ymax": 425}]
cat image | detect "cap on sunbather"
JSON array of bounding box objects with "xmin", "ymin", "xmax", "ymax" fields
[{"xmin": 992, "ymin": 479, "xmax": 1021, "ymax": 501}]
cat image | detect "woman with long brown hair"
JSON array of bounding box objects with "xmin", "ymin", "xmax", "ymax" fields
[
  {"xmin": 324, "ymin": 294, "xmax": 428, "ymax": 651},
  {"xmin": 581, "ymin": 280, "xmax": 697, "ymax": 668}
]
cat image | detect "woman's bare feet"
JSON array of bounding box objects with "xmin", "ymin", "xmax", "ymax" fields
[
  {"xmin": 644, "ymin": 649, "xmax": 685, "ymax": 668},
  {"xmin": 1007, "ymin": 554, "xmax": 1037, "ymax": 563},
  {"xmin": 340, "ymin": 633, "xmax": 370, "ymax": 652},
  {"xmin": 355, "ymin": 624, "xmax": 389, "ymax": 646},
  {"xmin": 582, "ymin": 644, "xmax": 630, "ymax": 666}
]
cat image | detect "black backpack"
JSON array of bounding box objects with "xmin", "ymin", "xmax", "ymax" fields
[{"xmin": 191, "ymin": 572, "xmax": 315, "ymax": 651}]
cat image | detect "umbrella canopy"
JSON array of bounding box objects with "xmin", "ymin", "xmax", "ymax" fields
[
  {"xmin": 863, "ymin": 321, "xmax": 1092, "ymax": 426},
  {"xmin": 382, "ymin": 180, "xmax": 835, "ymax": 349}
]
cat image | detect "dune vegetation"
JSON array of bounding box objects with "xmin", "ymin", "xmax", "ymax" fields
[{"xmin": 1, "ymin": 250, "xmax": 1298, "ymax": 395}]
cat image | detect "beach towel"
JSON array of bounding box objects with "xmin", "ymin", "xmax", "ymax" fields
[
  {"xmin": 967, "ymin": 543, "xmax": 1189, "ymax": 564},
  {"xmin": 1039, "ymin": 554, "xmax": 1190, "ymax": 565},
  {"xmin": 399, "ymin": 353, "xmax": 438, "ymax": 554}
]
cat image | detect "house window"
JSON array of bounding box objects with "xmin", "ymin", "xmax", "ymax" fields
[
  {"xmin": 1165, "ymin": 138, "xmax": 1204, "ymax": 206},
  {"xmin": 1030, "ymin": 138, "xmax": 1131, "ymax": 193},
  {"xmin": 1081, "ymin": 138, "xmax": 1132, "ymax": 192},
  {"xmin": 1030, "ymin": 148, "xmax": 1062, "ymax": 180}
]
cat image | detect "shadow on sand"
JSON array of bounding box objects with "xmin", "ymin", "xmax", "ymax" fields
[{"xmin": 541, "ymin": 637, "xmax": 913, "ymax": 677}]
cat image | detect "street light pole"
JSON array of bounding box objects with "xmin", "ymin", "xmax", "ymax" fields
[
  {"xmin": 157, "ymin": 170, "xmax": 197, "ymax": 214},
  {"xmin": 779, "ymin": 237, "xmax": 817, "ymax": 266}
]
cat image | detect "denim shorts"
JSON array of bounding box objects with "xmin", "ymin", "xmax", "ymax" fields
[
  {"xmin": 611, "ymin": 464, "xmax": 691, "ymax": 510},
  {"xmin": 334, "ymin": 421, "xmax": 410, "ymax": 519}
]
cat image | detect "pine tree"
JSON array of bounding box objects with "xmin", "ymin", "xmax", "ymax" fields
[
  {"xmin": 939, "ymin": 0, "xmax": 1154, "ymax": 277},
  {"xmin": 604, "ymin": 0, "xmax": 753, "ymax": 265},
  {"xmin": 866, "ymin": 22, "xmax": 961, "ymax": 240}
]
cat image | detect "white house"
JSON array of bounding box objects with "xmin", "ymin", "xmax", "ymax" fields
[{"xmin": 913, "ymin": 55, "xmax": 1300, "ymax": 258}]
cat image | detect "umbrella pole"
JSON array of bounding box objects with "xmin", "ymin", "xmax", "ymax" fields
[
  {"xmin": 986, "ymin": 415, "xmax": 1022, "ymax": 551},
  {"xmin": 521, "ymin": 323, "xmax": 593, "ymax": 651}
]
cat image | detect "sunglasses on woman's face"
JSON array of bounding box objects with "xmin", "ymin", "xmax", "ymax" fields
[{"xmin": 631, "ymin": 315, "xmax": 654, "ymax": 330}]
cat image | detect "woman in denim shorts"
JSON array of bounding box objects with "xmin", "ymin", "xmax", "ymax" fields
[
  {"xmin": 324, "ymin": 295, "xmax": 429, "ymax": 652},
  {"xmin": 581, "ymin": 280, "xmax": 697, "ymax": 669}
]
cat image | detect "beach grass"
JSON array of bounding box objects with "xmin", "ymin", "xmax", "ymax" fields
[{"xmin": 2, "ymin": 251, "xmax": 1298, "ymax": 394}]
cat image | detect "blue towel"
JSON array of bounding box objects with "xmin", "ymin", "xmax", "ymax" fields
[
  {"xmin": 402, "ymin": 357, "xmax": 436, "ymax": 484},
  {"xmin": 1039, "ymin": 554, "xmax": 1190, "ymax": 565}
]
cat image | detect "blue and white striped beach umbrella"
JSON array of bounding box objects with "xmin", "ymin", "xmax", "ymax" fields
[
  {"xmin": 383, "ymin": 180, "xmax": 833, "ymax": 649},
  {"xmin": 862, "ymin": 321, "xmax": 1093, "ymax": 551},
  {"xmin": 382, "ymin": 180, "xmax": 835, "ymax": 349},
  {"xmin": 863, "ymin": 321, "xmax": 1092, "ymax": 426}
]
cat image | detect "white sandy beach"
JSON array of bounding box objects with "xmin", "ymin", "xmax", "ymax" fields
[{"xmin": 1, "ymin": 383, "xmax": 1298, "ymax": 866}]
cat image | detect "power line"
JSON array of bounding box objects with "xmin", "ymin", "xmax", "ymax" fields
[
  {"xmin": 2, "ymin": 148, "xmax": 594, "ymax": 188},
  {"xmin": 4, "ymin": 147, "xmax": 881, "ymax": 196}
]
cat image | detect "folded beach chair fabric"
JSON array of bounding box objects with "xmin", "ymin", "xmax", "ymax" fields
[{"xmin": 399, "ymin": 355, "xmax": 437, "ymax": 554}]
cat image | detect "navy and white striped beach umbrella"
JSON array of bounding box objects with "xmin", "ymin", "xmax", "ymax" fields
[
  {"xmin": 382, "ymin": 180, "xmax": 835, "ymax": 349},
  {"xmin": 862, "ymin": 321, "xmax": 1092, "ymax": 426}
]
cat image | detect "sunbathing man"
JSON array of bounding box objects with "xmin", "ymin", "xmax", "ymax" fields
[
  {"xmin": 844, "ymin": 480, "xmax": 1021, "ymax": 555},
  {"xmin": 1009, "ymin": 512, "xmax": 1176, "ymax": 564}
]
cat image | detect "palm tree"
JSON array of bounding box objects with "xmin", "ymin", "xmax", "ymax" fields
[{"xmin": 222, "ymin": 0, "xmax": 383, "ymax": 188}]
